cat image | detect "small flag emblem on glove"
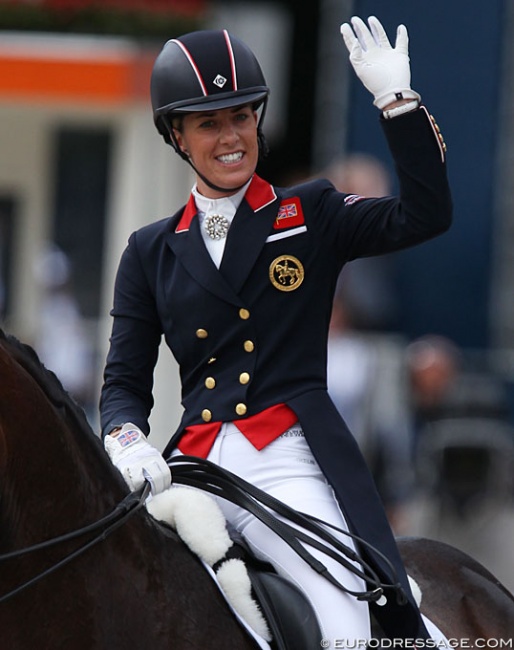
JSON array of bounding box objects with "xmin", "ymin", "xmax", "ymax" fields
[{"xmin": 117, "ymin": 428, "xmax": 141, "ymax": 448}]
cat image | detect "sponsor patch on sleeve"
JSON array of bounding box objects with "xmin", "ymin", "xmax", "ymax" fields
[{"xmin": 344, "ymin": 194, "xmax": 365, "ymax": 206}]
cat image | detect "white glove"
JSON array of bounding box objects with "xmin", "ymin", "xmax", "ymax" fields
[
  {"xmin": 104, "ymin": 423, "xmax": 171, "ymax": 495},
  {"xmin": 340, "ymin": 15, "xmax": 421, "ymax": 109}
]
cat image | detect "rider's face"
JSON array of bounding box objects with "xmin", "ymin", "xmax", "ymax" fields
[{"xmin": 173, "ymin": 104, "xmax": 259, "ymax": 198}]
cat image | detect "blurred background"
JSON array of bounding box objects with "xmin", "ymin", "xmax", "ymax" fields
[{"xmin": 1, "ymin": 0, "xmax": 514, "ymax": 592}]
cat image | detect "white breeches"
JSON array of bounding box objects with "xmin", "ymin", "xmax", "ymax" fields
[
  {"xmin": 171, "ymin": 422, "xmax": 450, "ymax": 646},
  {"xmin": 205, "ymin": 422, "xmax": 371, "ymax": 643}
]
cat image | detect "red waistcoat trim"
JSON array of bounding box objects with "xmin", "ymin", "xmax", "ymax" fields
[{"xmin": 177, "ymin": 403, "xmax": 298, "ymax": 458}]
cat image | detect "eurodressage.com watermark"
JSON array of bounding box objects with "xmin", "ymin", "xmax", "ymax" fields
[{"xmin": 319, "ymin": 640, "xmax": 513, "ymax": 649}]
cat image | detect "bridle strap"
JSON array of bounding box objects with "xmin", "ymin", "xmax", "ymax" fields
[
  {"xmin": 0, "ymin": 483, "xmax": 151, "ymax": 603},
  {"xmin": 168, "ymin": 455, "xmax": 408, "ymax": 606}
]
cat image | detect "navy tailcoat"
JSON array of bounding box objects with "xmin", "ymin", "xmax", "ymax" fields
[{"xmin": 101, "ymin": 107, "xmax": 452, "ymax": 638}]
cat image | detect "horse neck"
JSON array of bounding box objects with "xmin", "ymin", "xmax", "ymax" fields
[
  {"xmin": 0, "ymin": 340, "xmax": 124, "ymax": 549},
  {"xmin": 6, "ymin": 420, "xmax": 121, "ymax": 549}
]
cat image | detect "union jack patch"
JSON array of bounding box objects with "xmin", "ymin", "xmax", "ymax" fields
[
  {"xmin": 274, "ymin": 197, "xmax": 304, "ymax": 230},
  {"xmin": 118, "ymin": 429, "xmax": 141, "ymax": 448}
]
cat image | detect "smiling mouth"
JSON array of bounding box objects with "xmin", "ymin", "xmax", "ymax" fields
[{"xmin": 217, "ymin": 152, "xmax": 244, "ymax": 164}]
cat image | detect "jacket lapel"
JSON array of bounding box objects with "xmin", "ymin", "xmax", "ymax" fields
[
  {"xmin": 219, "ymin": 176, "xmax": 278, "ymax": 293},
  {"xmin": 167, "ymin": 176, "xmax": 279, "ymax": 300},
  {"xmin": 166, "ymin": 200, "xmax": 240, "ymax": 306}
]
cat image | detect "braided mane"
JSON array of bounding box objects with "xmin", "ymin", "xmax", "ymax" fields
[{"xmin": 0, "ymin": 327, "xmax": 96, "ymax": 441}]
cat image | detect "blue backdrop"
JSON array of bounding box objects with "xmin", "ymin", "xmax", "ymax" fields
[{"xmin": 347, "ymin": 0, "xmax": 505, "ymax": 348}]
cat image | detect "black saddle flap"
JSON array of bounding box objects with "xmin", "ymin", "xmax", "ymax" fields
[{"xmin": 247, "ymin": 566, "xmax": 322, "ymax": 650}]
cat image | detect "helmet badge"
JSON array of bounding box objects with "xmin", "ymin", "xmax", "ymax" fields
[{"xmin": 213, "ymin": 74, "xmax": 228, "ymax": 89}]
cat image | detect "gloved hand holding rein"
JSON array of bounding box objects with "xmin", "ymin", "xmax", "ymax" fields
[{"xmin": 104, "ymin": 423, "xmax": 171, "ymax": 495}]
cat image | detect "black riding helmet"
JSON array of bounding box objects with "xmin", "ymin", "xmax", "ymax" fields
[{"xmin": 151, "ymin": 29, "xmax": 270, "ymax": 192}]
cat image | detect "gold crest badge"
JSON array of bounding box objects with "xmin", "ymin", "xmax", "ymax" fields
[{"xmin": 269, "ymin": 255, "xmax": 305, "ymax": 292}]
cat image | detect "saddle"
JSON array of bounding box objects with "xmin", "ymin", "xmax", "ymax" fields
[
  {"xmin": 239, "ymin": 538, "xmax": 388, "ymax": 649},
  {"xmin": 227, "ymin": 536, "xmax": 322, "ymax": 650},
  {"xmin": 148, "ymin": 483, "xmax": 322, "ymax": 649}
]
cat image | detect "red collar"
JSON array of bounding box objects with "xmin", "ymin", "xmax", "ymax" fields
[{"xmin": 174, "ymin": 174, "xmax": 277, "ymax": 233}]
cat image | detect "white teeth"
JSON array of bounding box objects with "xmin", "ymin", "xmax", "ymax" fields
[{"xmin": 217, "ymin": 152, "xmax": 243, "ymax": 163}]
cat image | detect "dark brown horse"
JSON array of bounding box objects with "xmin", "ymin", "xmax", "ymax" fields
[
  {"xmin": 0, "ymin": 330, "xmax": 259, "ymax": 649},
  {"xmin": 0, "ymin": 328, "xmax": 513, "ymax": 648},
  {"xmin": 397, "ymin": 537, "xmax": 514, "ymax": 641}
]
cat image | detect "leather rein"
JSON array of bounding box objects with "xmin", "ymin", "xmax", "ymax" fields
[
  {"xmin": 170, "ymin": 455, "xmax": 408, "ymax": 608},
  {"xmin": 0, "ymin": 483, "xmax": 151, "ymax": 604},
  {"xmin": 0, "ymin": 455, "xmax": 407, "ymax": 608}
]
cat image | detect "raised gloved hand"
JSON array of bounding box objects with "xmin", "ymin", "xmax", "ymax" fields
[
  {"xmin": 104, "ymin": 423, "xmax": 171, "ymax": 495},
  {"xmin": 340, "ymin": 15, "xmax": 420, "ymax": 109}
]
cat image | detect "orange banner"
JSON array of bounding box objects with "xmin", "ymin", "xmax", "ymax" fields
[{"xmin": 0, "ymin": 46, "xmax": 156, "ymax": 105}]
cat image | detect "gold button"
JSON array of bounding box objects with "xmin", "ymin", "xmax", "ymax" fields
[
  {"xmin": 201, "ymin": 409, "xmax": 212, "ymax": 422},
  {"xmin": 239, "ymin": 372, "xmax": 250, "ymax": 385},
  {"xmin": 239, "ymin": 308, "xmax": 250, "ymax": 320},
  {"xmin": 244, "ymin": 340, "xmax": 255, "ymax": 353},
  {"xmin": 235, "ymin": 403, "xmax": 247, "ymax": 416},
  {"xmin": 205, "ymin": 377, "xmax": 216, "ymax": 389},
  {"xmin": 196, "ymin": 328, "xmax": 208, "ymax": 339}
]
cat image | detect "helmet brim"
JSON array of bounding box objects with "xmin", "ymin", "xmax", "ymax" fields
[{"xmin": 155, "ymin": 88, "xmax": 269, "ymax": 116}]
